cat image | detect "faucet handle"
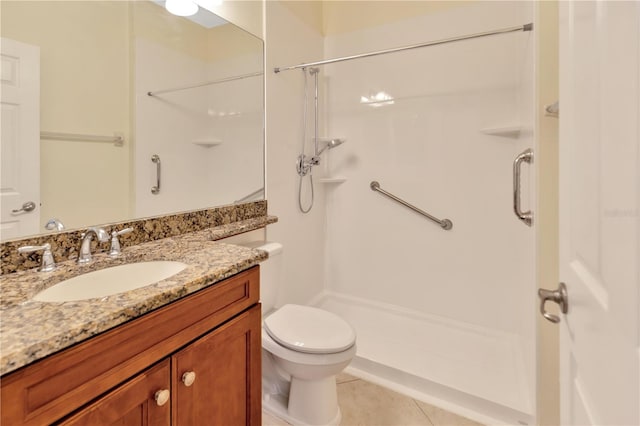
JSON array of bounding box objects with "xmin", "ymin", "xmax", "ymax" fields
[
  {"xmin": 109, "ymin": 227, "xmax": 133, "ymax": 257},
  {"xmin": 18, "ymin": 243, "xmax": 56, "ymax": 272}
]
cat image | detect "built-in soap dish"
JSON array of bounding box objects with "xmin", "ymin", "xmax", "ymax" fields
[
  {"xmin": 480, "ymin": 125, "xmax": 522, "ymax": 138},
  {"xmin": 192, "ymin": 138, "xmax": 222, "ymax": 147}
]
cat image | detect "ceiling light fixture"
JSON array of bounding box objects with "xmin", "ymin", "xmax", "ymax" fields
[{"xmin": 165, "ymin": 0, "xmax": 199, "ymax": 17}]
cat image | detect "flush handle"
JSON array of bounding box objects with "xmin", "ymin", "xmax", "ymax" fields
[{"xmin": 538, "ymin": 282, "xmax": 568, "ymax": 323}]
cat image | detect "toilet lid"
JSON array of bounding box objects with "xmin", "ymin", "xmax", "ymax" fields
[{"xmin": 264, "ymin": 304, "xmax": 356, "ymax": 354}]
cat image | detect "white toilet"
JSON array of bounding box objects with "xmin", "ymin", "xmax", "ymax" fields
[{"xmin": 246, "ymin": 242, "xmax": 356, "ymax": 426}]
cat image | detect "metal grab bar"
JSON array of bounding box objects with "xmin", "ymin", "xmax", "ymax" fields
[
  {"xmin": 513, "ymin": 148, "xmax": 533, "ymax": 226},
  {"xmin": 41, "ymin": 131, "xmax": 124, "ymax": 146},
  {"xmin": 151, "ymin": 154, "xmax": 161, "ymax": 194},
  {"xmin": 370, "ymin": 181, "xmax": 453, "ymax": 230},
  {"xmin": 234, "ymin": 187, "xmax": 265, "ymax": 204}
]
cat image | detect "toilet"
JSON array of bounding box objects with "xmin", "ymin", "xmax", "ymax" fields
[{"xmin": 244, "ymin": 241, "xmax": 356, "ymax": 426}]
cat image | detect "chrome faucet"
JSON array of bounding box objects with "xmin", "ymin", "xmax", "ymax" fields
[
  {"xmin": 77, "ymin": 227, "xmax": 109, "ymax": 264},
  {"xmin": 44, "ymin": 218, "xmax": 65, "ymax": 231}
]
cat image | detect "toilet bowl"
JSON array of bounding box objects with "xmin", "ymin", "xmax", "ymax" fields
[
  {"xmin": 263, "ymin": 304, "xmax": 356, "ymax": 425},
  {"xmin": 240, "ymin": 241, "xmax": 357, "ymax": 426}
]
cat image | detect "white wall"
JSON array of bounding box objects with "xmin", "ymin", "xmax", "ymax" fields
[
  {"xmin": 323, "ymin": 2, "xmax": 535, "ymax": 337},
  {"xmin": 264, "ymin": 1, "xmax": 327, "ymax": 306}
]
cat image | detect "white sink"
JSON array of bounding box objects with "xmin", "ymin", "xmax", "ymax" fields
[{"xmin": 33, "ymin": 261, "xmax": 188, "ymax": 302}]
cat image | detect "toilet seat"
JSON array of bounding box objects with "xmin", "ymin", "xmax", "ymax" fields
[
  {"xmin": 264, "ymin": 304, "xmax": 356, "ymax": 354},
  {"xmin": 262, "ymin": 329, "xmax": 357, "ymax": 366}
]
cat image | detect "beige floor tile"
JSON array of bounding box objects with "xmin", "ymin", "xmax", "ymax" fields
[
  {"xmin": 337, "ymin": 372, "xmax": 360, "ymax": 384},
  {"xmin": 338, "ymin": 380, "xmax": 432, "ymax": 426},
  {"xmin": 414, "ymin": 400, "xmax": 484, "ymax": 426},
  {"xmin": 262, "ymin": 410, "xmax": 291, "ymax": 426}
]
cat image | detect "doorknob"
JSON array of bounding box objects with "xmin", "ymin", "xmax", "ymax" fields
[
  {"xmin": 12, "ymin": 201, "xmax": 36, "ymax": 214},
  {"xmin": 538, "ymin": 282, "xmax": 568, "ymax": 323}
]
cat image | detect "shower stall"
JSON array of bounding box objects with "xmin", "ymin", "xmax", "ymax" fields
[{"xmin": 276, "ymin": 2, "xmax": 537, "ymax": 425}]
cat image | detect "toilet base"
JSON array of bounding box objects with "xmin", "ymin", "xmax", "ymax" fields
[
  {"xmin": 289, "ymin": 376, "xmax": 339, "ymax": 424},
  {"xmin": 263, "ymin": 391, "xmax": 342, "ymax": 426}
]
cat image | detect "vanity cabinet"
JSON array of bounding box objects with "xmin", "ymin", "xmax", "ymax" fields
[{"xmin": 1, "ymin": 266, "xmax": 261, "ymax": 426}]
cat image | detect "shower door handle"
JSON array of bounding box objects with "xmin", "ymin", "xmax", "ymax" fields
[
  {"xmin": 538, "ymin": 282, "xmax": 568, "ymax": 323},
  {"xmin": 513, "ymin": 148, "xmax": 533, "ymax": 226}
]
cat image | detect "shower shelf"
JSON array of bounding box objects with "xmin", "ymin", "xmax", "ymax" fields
[
  {"xmin": 318, "ymin": 177, "xmax": 347, "ymax": 184},
  {"xmin": 192, "ymin": 139, "xmax": 222, "ymax": 147},
  {"xmin": 480, "ymin": 125, "xmax": 522, "ymax": 138}
]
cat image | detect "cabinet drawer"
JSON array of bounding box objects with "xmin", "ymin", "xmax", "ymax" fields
[{"xmin": 1, "ymin": 266, "xmax": 259, "ymax": 426}]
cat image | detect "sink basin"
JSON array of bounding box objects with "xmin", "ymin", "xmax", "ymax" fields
[{"xmin": 33, "ymin": 261, "xmax": 188, "ymax": 302}]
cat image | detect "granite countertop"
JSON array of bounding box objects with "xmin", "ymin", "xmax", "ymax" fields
[{"xmin": 0, "ymin": 225, "xmax": 270, "ymax": 376}]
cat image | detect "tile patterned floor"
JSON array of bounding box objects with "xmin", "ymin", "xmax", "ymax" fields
[{"xmin": 263, "ymin": 373, "xmax": 484, "ymax": 426}]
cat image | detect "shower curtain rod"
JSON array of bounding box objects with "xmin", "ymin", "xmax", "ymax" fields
[
  {"xmin": 147, "ymin": 71, "xmax": 263, "ymax": 97},
  {"xmin": 274, "ymin": 23, "xmax": 532, "ymax": 73}
]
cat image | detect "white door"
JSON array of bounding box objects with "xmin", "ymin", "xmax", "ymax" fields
[
  {"xmin": 1, "ymin": 37, "xmax": 40, "ymax": 239},
  {"xmin": 558, "ymin": 1, "xmax": 639, "ymax": 425}
]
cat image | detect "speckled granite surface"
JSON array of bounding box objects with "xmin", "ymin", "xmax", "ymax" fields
[
  {"xmin": 1, "ymin": 201, "xmax": 271, "ymax": 275},
  {"xmin": 0, "ymin": 229, "xmax": 270, "ymax": 376}
]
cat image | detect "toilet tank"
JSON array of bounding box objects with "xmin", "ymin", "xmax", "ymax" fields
[{"xmin": 239, "ymin": 241, "xmax": 283, "ymax": 313}]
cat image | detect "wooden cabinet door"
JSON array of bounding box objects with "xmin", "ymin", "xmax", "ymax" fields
[
  {"xmin": 172, "ymin": 305, "xmax": 261, "ymax": 426},
  {"xmin": 59, "ymin": 360, "xmax": 171, "ymax": 426}
]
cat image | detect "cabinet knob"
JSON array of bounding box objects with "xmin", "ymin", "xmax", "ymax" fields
[
  {"xmin": 182, "ymin": 371, "xmax": 196, "ymax": 387},
  {"xmin": 154, "ymin": 389, "xmax": 170, "ymax": 406}
]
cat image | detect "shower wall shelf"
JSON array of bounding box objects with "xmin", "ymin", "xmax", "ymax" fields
[
  {"xmin": 480, "ymin": 125, "xmax": 522, "ymax": 138},
  {"xmin": 192, "ymin": 139, "xmax": 222, "ymax": 147},
  {"xmin": 318, "ymin": 177, "xmax": 347, "ymax": 184}
]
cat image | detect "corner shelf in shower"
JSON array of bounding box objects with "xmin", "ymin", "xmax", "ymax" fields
[
  {"xmin": 192, "ymin": 138, "xmax": 222, "ymax": 147},
  {"xmin": 480, "ymin": 125, "xmax": 522, "ymax": 138},
  {"xmin": 318, "ymin": 177, "xmax": 347, "ymax": 184}
]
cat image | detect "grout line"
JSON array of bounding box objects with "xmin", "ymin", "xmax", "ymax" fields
[
  {"xmin": 413, "ymin": 399, "xmax": 436, "ymax": 426},
  {"xmin": 337, "ymin": 377, "xmax": 361, "ymax": 385}
]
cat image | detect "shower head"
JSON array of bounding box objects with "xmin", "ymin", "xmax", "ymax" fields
[{"xmin": 316, "ymin": 138, "xmax": 346, "ymax": 155}]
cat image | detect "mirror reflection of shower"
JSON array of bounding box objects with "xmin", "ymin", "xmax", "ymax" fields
[{"xmin": 297, "ymin": 67, "xmax": 346, "ymax": 213}]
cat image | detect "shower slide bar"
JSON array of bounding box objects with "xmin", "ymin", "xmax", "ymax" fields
[
  {"xmin": 370, "ymin": 181, "xmax": 453, "ymax": 230},
  {"xmin": 147, "ymin": 72, "xmax": 263, "ymax": 97},
  {"xmin": 274, "ymin": 23, "xmax": 533, "ymax": 73},
  {"xmin": 41, "ymin": 131, "xmax": 124, "ymax": 146}
]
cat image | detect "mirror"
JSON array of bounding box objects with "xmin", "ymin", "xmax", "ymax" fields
[{"xmin": 0, "ymin": 0, "xmax": 264, "ymax": 241}]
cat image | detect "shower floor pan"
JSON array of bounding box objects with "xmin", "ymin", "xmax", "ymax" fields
[{"xmin": 315, "ymin": 292, "xmax": 534, "ymax": 426}]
